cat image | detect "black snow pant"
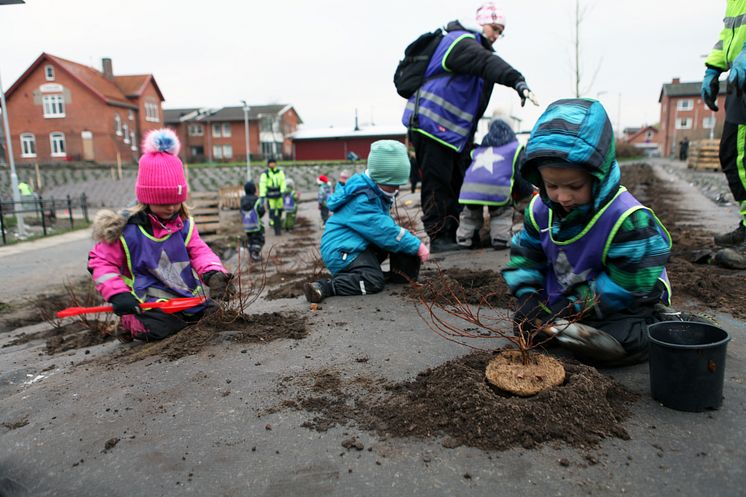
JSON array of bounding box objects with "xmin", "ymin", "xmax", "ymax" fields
[
  {"xmin": 320, "ymin": 205, "xmax": 330, "ymax": 225},
  {"xmin": 411, "ymin": 132, "xmax": 471, "ymax": 242},
  {"xmin": 132, "ymin": 305, "xmax": 215, "ymax": 341},
  {"xmin": 326, "ymin": 246, "xmax": 420, "ymax": 297},
  {"xmin": 245, "ymin": 230, "xmax": 265, "ymax": 253},
  {"xmin": 719, "ymin": 121, "xmax": 746, "ymax": 203}
]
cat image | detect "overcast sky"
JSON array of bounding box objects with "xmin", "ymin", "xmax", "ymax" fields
[{"xmin": 0, "ymin": 0, "xmax": 727, "ymax": 133}]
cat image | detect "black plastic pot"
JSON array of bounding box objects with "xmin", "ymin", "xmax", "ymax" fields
[{"xmin": 648, "ymin": 321, "xmax": 731, "ymax": 412}]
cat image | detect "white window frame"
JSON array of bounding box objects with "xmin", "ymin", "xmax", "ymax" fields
[
  {"xmin": 115, "ymin": 114, "xmax": 122, "ymax": 136},
  {"xmin": 702, "ymin": 116, "xmax": 716, "ymax": 129},
  {"xmin": 222, "ymin": 123, "xmax": 231, "ymax": 137},
  {"xmin": 212, "ymin": 123, "xmax": 222, "ymax": 137},
  {"xmin": 675, "ymin": 117, "xmax": 693, "ymax": 129},
  {"xmin": 212, "ymin": 144, "xmax": 223, "ymax": 159},
  {"xmin": 188, "ymin": 124, "xmax": 204, "ymax": 136},
  {"xmin": 50, "ymin": 132, "xmax": 66, "ymax": 157},
  {"xmin": 123, "ymin": 123, "xmax": 130, "ymax": 144},
  {"xmin": 45, "ymin": 65, "xmax": 55, "ymax": 81},
  {"xmin": 676, "ymin": 99, "xmax": 693, "ymax": 111},
  {"xmin": 20, "ymin": 133, "xmax": 36, "ymax": 158},
  {"xmin": 144, "ymin": 102, "xmax": 159, "ymax": 122},
  {"xmin": 222, "ymin": 144, "xmax": 233, "ymax": 159},
  {"xmin": 42, "ymin": 94, "xmax": 65, "ymax": 118},
  {"xmin": 130, "ymin": 131, "xmax": 137, "ymax": 151},
  {"xmin": 128, "ymin": 110, "xmax": 134, "ymax": 121}
]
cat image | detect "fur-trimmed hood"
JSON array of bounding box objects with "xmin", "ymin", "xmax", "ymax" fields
[{"xmin": 91, "ymin": 209, "xmax": 129, "ymax": 244}]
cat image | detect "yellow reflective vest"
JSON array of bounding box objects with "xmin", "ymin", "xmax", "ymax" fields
[{"xmin": 706, "ymin": 0, "xmax": 746, "ymax": 70}]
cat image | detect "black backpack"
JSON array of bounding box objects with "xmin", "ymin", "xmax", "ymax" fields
[{"xmin": 393, "ymin": 29, "xmax": 444, "ymax": 99}]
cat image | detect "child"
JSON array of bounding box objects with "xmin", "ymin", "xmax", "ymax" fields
[
  {"xmin": 283, "ymin": 178, "xmax": 299, "ymax": 231},
  {"xmin": 337, "ymin": 170, "xmax": 350, "ymax": 188},
  {"xmin": 88, "ymin": 129, "xmax": 233, "ymax": 341},
  {"xmin": 317, "ymin": 175, "xmax": 332, "ymax": 225},
  {"xmin": 240, "ymin": 180, "xmax": 266, "ymax": 261},
  {"xmin": 502, "ymin": 99, "xmax": 676, "ymax": 366},
  {"xmin": 304, "ymin": 140, "xmax": 430, "ymax": 303},
  {"xmin": 456, "ymin": 118, "xmax": 534, "ymax": 250}
]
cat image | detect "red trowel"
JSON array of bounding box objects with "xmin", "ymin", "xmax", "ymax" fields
[{"xmin": 56, "ymin": 296, "xmax": 206, "ymax": 318}]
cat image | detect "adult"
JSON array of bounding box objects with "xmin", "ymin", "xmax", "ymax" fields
[
  {"xmin": 402, "ymin": 2, "xmax": 538, "ymax": 252},
  {"xmin": 679, "ymin": 137, "xmax": 689, "ymax": 161},
  {"xmin": 702, "ymin": 0, "xmax": 746, "ymax": 248},
  {"xmin": 258, "ymin": 158, "xmax": 286, "ymax": 236}
]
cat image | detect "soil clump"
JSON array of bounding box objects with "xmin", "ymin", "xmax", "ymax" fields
[
  {"xmin": 278, "ymin": 350, "xmax": 636, "ymax": 451},
  {"xmin": 408, "ymin": 268, "xmax": 514, "ymax": 308}
]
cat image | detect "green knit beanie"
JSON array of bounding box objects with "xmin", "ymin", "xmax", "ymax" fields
[{"xmin": 366, "ymin": 140, "xmax": 410, "ymax": 186}]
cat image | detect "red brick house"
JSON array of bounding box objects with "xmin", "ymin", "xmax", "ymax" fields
[
  {"xmin": 291, "ymin": 125, "xmax": 407, "ymax": 161},
  {"xmin": 3, "ymin": 53, "xmax": 164, "ymax": 165},
  {"xmin": 659, "ymin": 77, "xmax": 726, "ymax": 157},
  {"xmin": 164, "ymin": 104, "xmax": 302, "ymax": 163},
  {"xmin": 623, "ymin": 125, "xmax": 661, "ymax": 156}
]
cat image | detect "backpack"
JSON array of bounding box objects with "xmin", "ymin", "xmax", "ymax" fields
[{"xmin": 393, "ymin": 28, "xmax": 444, "ymax": 99}]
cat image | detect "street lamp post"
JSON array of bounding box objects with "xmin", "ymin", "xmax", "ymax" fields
[
  {"xmin": 241, "ymin": 100, "xmax": 252, "ymax": 182},
  {"xmin": 0, "ymin": 67, "xmax": 27, "ymax": 237}
]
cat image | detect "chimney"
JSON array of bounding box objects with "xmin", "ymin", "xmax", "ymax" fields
[
  {"xmin": 102, "ymin": 58, "xmax": 113, "ymax": 80},
  {"xmin": 672, "ymin": 77, "xmax": 680, "ymax": 85}
]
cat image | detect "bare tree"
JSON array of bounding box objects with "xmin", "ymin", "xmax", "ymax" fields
[{"xmin": 572, "ymin": 0, "xmax": 602, "ymax": 98}]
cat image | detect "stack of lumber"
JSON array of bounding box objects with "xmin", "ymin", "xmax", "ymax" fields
[
  {"xmin": 687, "ymin": 139, "xmax": 720, "ymax": 171},
  {"xmin": 189, "ymin": 191, "xmax": 220, "ymax": 241},
  {"xmin": 218, "ymin": 185, "xmax": 243, "ymax": 210}
]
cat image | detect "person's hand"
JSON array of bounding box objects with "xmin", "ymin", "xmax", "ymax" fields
[
  {"xmin": 417, "ymin": 242, "xmax": 430, "ymax": 263},
  {"xmin": 205, "ymin": 271, "xmax": 235, "ymax": 301},
  {"xmin": 515, "ymin": 81, "xmax": 539, "ymax": 107},
  {"xmin": 109, "ymin": 292, "xmax": 142, "ymax": 316},
  {"xmin": 702, "ymin": 67, "xmax": 722, "ymax": 111},
  {"xmin": 729, "ymin": 44, "xmax": 746, "ymax": 97}
]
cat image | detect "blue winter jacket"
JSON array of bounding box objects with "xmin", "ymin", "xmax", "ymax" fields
[{"xmin": 320, "ymin": 172, "xmax": 422, "ymax": 275}]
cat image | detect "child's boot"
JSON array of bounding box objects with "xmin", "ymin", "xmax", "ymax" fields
[
  {"xmin": 304, "ymin": 280, "xmax": 332, "ymax": 303},
  {"xmin": 456, "ymin": 207, "xmax": 483, "ymax": 248},
  {"xmin": 249, "ymin": 245, "xmax": 262, "ymax": 262}
]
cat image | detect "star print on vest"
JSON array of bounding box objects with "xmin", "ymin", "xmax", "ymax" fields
[
  {"xmin": 553, "ymin": 250, "xmax": 592, "ymax": 291},
  {"xmin": 471, "ymin": 148, "xmax": 504, "ymax": 174},
  {"xmin": 149, "ymin": 250, "xmax": 192, "ymax": 293}
]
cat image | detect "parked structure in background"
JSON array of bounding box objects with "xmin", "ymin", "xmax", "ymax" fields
[
  {"xmin": 164, "ymin": 105, "xmax": 301, "ymax": 163},
  {"xmin": 291, "ymin": 125, "xmax": 407, "ymax": 161},
  {"xmin": 3, "ymin": 53, "xmax": 164, "ymax": 165},
  {"xmin": 659, "ymin": 77, "xmax": 727, "ymax": 158}
]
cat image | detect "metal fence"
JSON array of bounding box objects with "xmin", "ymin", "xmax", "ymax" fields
[{"xmin": 0, "ymin": 193, "xmax": 89, "ymax": 245}]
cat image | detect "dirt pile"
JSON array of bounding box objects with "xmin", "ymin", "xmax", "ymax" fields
[
  {"xmin": 278, "ymin": 350, "xmax": 636, "ymax": 451},
  {"xmin": 408, "ymin": 268, "xmax": 514, "ymax": 308}
]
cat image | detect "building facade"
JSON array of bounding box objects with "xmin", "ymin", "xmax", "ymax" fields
[
  {"xmin": 164, "ymin": 105, "xmax": 302, "ymax": 163},
  {"xmin": 3, "ymin": 53, "xmax": 164, "ymax": 165},
  {"xmin": 291, "ymin": 126, "xmax": 407, "ymax": 161},
  {"xmin": 659, "ymin": 77, "xmax": 727, "ymax": 157}
]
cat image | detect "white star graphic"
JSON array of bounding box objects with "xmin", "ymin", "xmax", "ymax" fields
[
  {"xmin": 472, "ymin": 148, "xmax": 504, "ymax": 174},
  {"xmin": 149, "ymin": 250, "xmax": 191, "ymax": 293}
]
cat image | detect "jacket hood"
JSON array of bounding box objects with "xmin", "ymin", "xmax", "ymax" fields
[
  {"xmin": 521, "ymin": 98, "xmax": 620, "ymax": 212},
  {"xmin": 446, "ymin": 20, "xmax": 493, "ymax": 50},
  {"xmin": 327, "ymin": 173, "xmax": 389, "ymax": 212},
  {"xmin": 244, "ymin": 181, "xmax": 256, "ymax": 195},
  {"xmin": 92, "ymin": 209, "xmax": 129, "ymax": 243},
  {"xmin": 481, "ymin": 118, "xmax": 516, "ymax": 147}
]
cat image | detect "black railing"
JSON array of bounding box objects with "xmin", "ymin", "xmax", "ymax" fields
[{"xmin": 0, "ymin": 193, "xmax": 89, "ymax": 245}]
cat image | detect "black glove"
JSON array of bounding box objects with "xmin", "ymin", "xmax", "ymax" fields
[
  {"xmin": 205, "ymin": 271, "xmax": 235, "ymax": 301},
  {"xmin": 514, "ymin": 81, "xmax": 539, "ymax": 107},
  {"xmin": 513, "ymin": 292, "xmax": 549, "ymax": 332},
  {"xmin": 109, "ymin": 292, "xmax": 142, "ymax": 316}
]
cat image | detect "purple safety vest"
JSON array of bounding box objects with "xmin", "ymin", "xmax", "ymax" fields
[
  {"xmin": 402, "ymin": 30, "xmax": 485, "ymax": 152},
  {"xmin": 283, "ymin": 191, "xmax": 297, "ymax": 212},
  {"xmin": 241, "ymin": 200, "xmax": 262, "ymax": 232},
  {"xmin": 530, "ymin": 187, "xmax": 671, "ymax": 306},
  {"xmin": 459, "ymin": 142, "xmax": 521, "ymax": 206},
  {"xmin": 120, "ymin": 217, "xmax": 206, "ymax": 312}
]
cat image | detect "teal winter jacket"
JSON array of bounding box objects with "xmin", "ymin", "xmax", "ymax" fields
[{"xmin": 320, "ymin": 172, "xmax": 422, "ymax": 275}]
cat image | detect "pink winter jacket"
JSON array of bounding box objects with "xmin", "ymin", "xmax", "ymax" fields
[{"xmin": 88, "ymin": 210, "xmax": 226, "ymax": 301}]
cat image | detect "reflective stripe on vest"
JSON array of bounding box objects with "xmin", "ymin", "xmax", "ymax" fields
[{"xmin": 459, "ymin": 142, "xmax": 521, "ymax": 206}]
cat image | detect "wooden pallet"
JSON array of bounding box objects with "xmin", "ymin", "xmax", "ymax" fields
[
  {"xmin": 188, "ymin": 191, "xmax": 220, "ymax": 239},
  {"xmin": 687, "ymin": 139, "xmax": 721, "ymax": 171},
  {"xmin": 219, "ymin": 185, "xmax": 243, "ymax": 210}
]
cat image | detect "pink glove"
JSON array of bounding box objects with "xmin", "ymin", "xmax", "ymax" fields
[{"xmin": 417, "ymin": 242, "xmax": 430, "ymax": 263}]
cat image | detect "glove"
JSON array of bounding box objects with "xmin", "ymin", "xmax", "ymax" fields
[
  {"xmin": 109, "ymin": 292, "xmax": 142, "ymax": 316},
  {"xmin": 702, "ymin": 67, "xmax": 722, "ymax": 111},
  {"xmin": 417, "ymin": 242, "xmax": 430, "ymax": 263},
  {"xmin": 729, "ymin": 44, "xmax": 746, "ymax": 97},
  {"xmin": 513, "ymin": 292, "xmax": 549, "ymax": 333},
  {"xmin": 515, "ymin": 81, "xmax": 539, "ymax": 107},
  {"xmin": 205, "ymin": 271, "xmax": 235, "ymax": 301}
]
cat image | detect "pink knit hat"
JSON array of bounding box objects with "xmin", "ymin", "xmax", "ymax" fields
[
  {"xmin": 476, "ymin": 2, "xmax": 506, "ymax": 28},
  {"xmin": 136, "ymin": 129, "xmax": 188, "ymax": 205}
]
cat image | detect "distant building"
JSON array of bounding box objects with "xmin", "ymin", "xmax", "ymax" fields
[
  {"xmin": 659, "ymin": 77, "xmax": 726, "ymax": 157},
  {"xmin": 291, "ymin": 125, "xmax": 407, "ymax": 161},
  {"xmin": 164, "ymin": 105, "xmax": 302, "ymax": 163},
  {"xmin": 623, "ymin": 125, "xmax": 660, "ymax": 156},
  {"xmin": 3, "ymin": 53, "xmax": 164, "ymax": 165}
]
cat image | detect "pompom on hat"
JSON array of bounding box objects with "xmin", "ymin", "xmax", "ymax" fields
[
  {"xmin": 366, "ymin": 140, "xmax": 410, "ymax": 186},
  {"xmin": 317, "ymin": 175, "xmax": 329, "ymax": 184},
  {"xmin": 136, "ymin": 129, "xmax": 188, "ymax": 205},
  {"xmin": 476, "ymin": 2, "xmax": 506, "ymax": 29}
]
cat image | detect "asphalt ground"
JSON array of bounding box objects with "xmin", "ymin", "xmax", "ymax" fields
[{"xmin": 0, "ymin": 161, "xmax": 744, "ymax": 497}]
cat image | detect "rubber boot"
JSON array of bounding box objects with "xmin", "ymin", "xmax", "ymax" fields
[
  {"xmin": 714, "ymin": 223, "xmax": 746, "ymax": 247},
  {"xmin": 456, "ymin": 206, "xmax": 484, "ymax": 248}
]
